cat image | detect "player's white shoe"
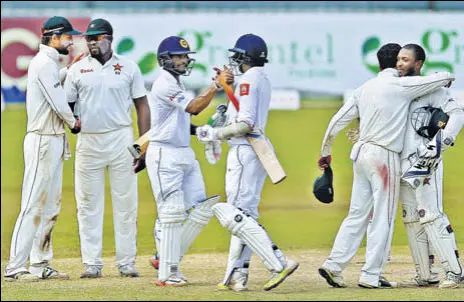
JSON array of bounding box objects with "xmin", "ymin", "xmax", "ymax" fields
[
  {"xmin": 218, "ymin": 270, "xmax": 249, "ymax": 291},
  {"xmin": 155, "ymin": 276, "xmax": 188, "ymax": 287},
  {"xmin": 438, "ymin": 272, "xmax": 461, "ymax": 289},
  {"xmin": 318, "ymin": 266, "xmax": 347, "ymax": 288},
  {"xmin": 397, "ymin": 274, "xmax": 439, "ymax": 288},
  {"xmin": 29, "ymin": 265, "xmax": 70, "ymax": 280},
  {"xmin": 4, "ymin": 271, "xmax": 40, "ymax": 282},
  {"xmin": 150, "ymin": 254, "xmax": 188, "ymax": 282},
  {"xmin": 80, "ymin": 265, "xmax": 102, "ymax": 278},
  {"xmin": 263, "ymin": 258, "xmax": 299, "ymax": 291},
  {"xmin": 119, "ymin": 264, "xmax": 139, "ymax": 277}
]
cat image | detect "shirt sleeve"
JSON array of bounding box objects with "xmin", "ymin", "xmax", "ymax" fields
[
  {"xmin": 37, "ymin": 63, "xmax": 76, "ymax": 128},
  {"xmin": 151, "ymin": 81, "xmax": 193, "ymax": 111},
  {"xmin": 131, "ymin": 63, "xmax": 147, "ymax": 99},
  {"xmin": 235, "ymin": 81, "xmax": 257, "ymax": 129},
  {"xmin": 441, "ymin": 96, "xmax": 464, "ymax": 144},
  {"xmin": 320, "ymin": 89, "xmax": 360, "ymax": 156},
  {"xmin": 398, "ymin": 72, "xmax": 455, "ymax": 100},
  {"xmin": 63, "ymin": 66, "xmax": 78, "ymax": 105}
]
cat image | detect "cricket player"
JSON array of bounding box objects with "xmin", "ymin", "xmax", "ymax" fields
[
  {"xmin": 395, "ymin": 44, "xmax": 464, "ymax": 288},
  {"xmin": 196, "ymin": 33, "xmax": 299, "ymax": 291},
  {"xmin": 316, "ymin": 43, "xmax": 455, "ymax": 289},
  {"xmin": 64, "ymin": 18, "xmax": 151, "ymax": 278},
  {"xmin": 145, "ymin": 35, "xmax": 233, "ymax": 286},
  {"xmin": 4, "ymin": 16, "xmax": 82, "ymax": 282}
]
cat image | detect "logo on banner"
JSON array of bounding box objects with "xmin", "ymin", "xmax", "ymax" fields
[{"xmin": 362, "ymin": 29, "xmax": 460, "ymax": 75}]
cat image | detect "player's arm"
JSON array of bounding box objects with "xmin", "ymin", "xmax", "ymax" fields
[
  {"xmin": 439, "ymin": 97, "xmax": 464, "ymax": 149},
  {"xmin": 38, "ymin": 63, "xmax": 79, "ymax": 132},
  {"xmin": 319, "ymin": 92, "xmax": 359, "ymax": 168},
  {"xmin": 398, "ymin": 71, "xmax": 455, "ymax": 100},
  {"xmin": 185, "ymin": 69, "xmax": 233, "ymax": 115},
  {"xmin": 63, "ymin": 66, "xmax": 79, "ymax": 118}
]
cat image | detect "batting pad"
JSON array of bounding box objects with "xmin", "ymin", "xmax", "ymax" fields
[
  {"xmin": 180, "ymin": 195, "xmax": 220, "ymax": 257},
  {"xmin": 212, "ymin": 203, "xmax": 284, "ymax": 273},
  {"xmin": 222, "ymin": 235, "xmax": 252, "ymax": 286},
  {"xmin": 424, "ymin": 216, "xmax": 463, "ymax": 275},
  {"xmin": 404, "ymin": 221, "xmax": 432, "ymax": 280},
  {"xmin": 158, "ymin": 222, "xmax": 183, "ymax": 281}
]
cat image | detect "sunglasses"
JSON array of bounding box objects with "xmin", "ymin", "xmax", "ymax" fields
[{"xmin": 84, "ymin": 34, "xmax": 110, "ymax": 42}]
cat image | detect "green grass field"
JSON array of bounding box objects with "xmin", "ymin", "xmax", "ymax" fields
[{"xmin": 1, "ymin": 101, "xmax": 463, "ymax": 300}]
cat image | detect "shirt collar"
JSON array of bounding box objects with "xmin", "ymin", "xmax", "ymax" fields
[
  {"xmin": 87, "ymin": 52, "xmax": 118, "ymax": 67},
  {"xmin": 39, "ymin": 44, "xmax": 60, "ymax": 63},
  {"xmin": 378, "ymin": 68, "xmax": 399, "ymax": 78},
  {"xmin": 160, "ymin": 68, "xmax": 181, "ymax": 84}
]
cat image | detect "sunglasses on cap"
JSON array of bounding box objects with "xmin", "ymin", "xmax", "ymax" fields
[{"xmin": 84, "ymin": 34, "xmax": 111, "ymax": 42}]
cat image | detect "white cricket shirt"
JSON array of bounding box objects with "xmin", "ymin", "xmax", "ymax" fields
[
  {"xmin": 226, "ymin": 67, "xmax": 271, "ymax": 146},
  {"xmin": 148, "ymin": 69, "xmax": 194, "ymax": 147},
  {"xmin": 321, "ymin": 68, "xmax": 454, "ymax": 156},
  {"xmin": 26, "ymin": 44, "xmax": 76, "ymax": 134},
  {"xmin": 64, "ymin": 53, "xmax": 146, "ymax": 133}
]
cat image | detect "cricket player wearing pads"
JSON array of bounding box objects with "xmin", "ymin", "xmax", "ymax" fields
[
  {"xmin": 64, "ymin": 18, "xmax": 151, "ymax": 278},
  {"xmin": 145, "ymin": 36, "xmax": 233, "ymax": 286},
  {"xmin": 317, "ymin": 43, "xmax": 455, "ymax": 289},
  {"xmin": 396, "ymin": 44, "xmax": 464, "ymax": 289},
  {"xmin": 4, "ymin": 16, "xmax": 82, "ymax": 282},
  {"xmin": 196, "ymin": 34, "xmax": 299, "ymax": 291}
]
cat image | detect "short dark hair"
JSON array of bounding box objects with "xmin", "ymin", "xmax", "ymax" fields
[
  {"xmin": 377, "ymin": 43, "xmax": 402, "ymax": 70},
  {"xmin": 402, "ymin": 43, "xmax": 426, "ymax": 62},
  {"xmin": 41, "ymin": 35, "xmax": 53, "ymax": 46}
]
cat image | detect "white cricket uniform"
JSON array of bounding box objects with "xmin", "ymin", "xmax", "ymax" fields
[
  {"xmin": 5, "ymin": 44, "xmax": 76, "ymax": 277},
  {"xmin": 320, "ymin": 68, "xmax": 454, "ymax": 286},
  {"xmin": 400, "ymin": 88, "xmax": 464, "ymax": 277},
  {"xmin": 145, "ymin": 69, "xmax": 207, "ymax": 281},
  {"xmin": 64, "ymin": 53, "xmax": 146, "ymax": 268},
  {"xmin": 224, "ymin": 67, "xmax": 271, "ymax": 219}
]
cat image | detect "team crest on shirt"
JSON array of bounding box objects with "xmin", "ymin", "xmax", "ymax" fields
[
  {"xmin": 239, "ymin": 83, "xmax": 250, "ymax": 96},
  {"xmin": 113, "ymin": 63, "xmax": 123, "ymax": 75}
]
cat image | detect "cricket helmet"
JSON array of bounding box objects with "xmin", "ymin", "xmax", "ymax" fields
[
  {"xmin": 228, "ymin": 33, "xmax": 268, "ymax": 75},
  {"xmin": 313, "ymin": 166, "xmax": 334, "ymax": 204},
  {"xmin": 157, "ymin": 36, "xmax": 196, "ymax": 76}
]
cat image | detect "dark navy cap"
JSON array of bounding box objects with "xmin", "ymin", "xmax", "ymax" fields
[
  {"xmin": 229, "ymin": 33, "xmax": 268, "ymax": 63},
  {"xmin": 42, "ymin": 16, "xmax": 82, "ymax": 36},
  {"xmin": 157, "ymin": 36, "xmax": 196, "ymax": 56},
  {"xmin": 84, "ymin": 18, "xmax": 113, "ymax": 36},
  {"xmin": 313, "ymin": 166, "xmax": 334, "ymax": 204}
]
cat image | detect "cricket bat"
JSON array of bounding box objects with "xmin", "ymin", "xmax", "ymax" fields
[
  {"xmin": 128, "ymin": 130, "xmax": 151, "ymax": 159},
  {"xmin": 218, "ymin": 77, "xmax": 286, "ymax": 184}
]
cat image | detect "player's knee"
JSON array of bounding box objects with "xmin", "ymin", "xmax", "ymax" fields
[
  {"xmin": 158, "ymin": 191, "xmax": 186, "ymax": 224},
  {"xmin": 212, "ymin": 202, "xmax": 251, "ymax": 234},
  {"xmin": 402, "ymin": 204, "xmax": 420, "ymax": 223},
  {"xmin": 187, "ymin": 195, "xmax": 220, "ymax": 226}
]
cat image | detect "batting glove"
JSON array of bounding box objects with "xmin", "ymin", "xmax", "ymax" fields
[
  {"xmin": 318, "ymin": 155, "xmax": 332, "ymax": 170},
  {"xmin": 205, "ymin": 141, "xmax": 222, "ymax": 164},
  {"xmin": 196, "ymin": 124, "xmax": 217, "ymax": 142}
]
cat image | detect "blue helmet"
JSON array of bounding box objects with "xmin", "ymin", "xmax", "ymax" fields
[
  {"xmin": 228, "ymin": 34, "xmax": 268, "ymax": 75},
  {"xmin": 157, "ymin": 36, "xmax": 196, "ymax": 76}
]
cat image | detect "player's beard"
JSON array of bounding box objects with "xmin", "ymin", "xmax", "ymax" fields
[
  {"xmin": 404, "ymin": 66, "xmax": 416, "ymax": 77},
  {"xmin": 89, "ymin": 40, "xmax": 111, "ymax": 60},
  {"xmin": 57, "ymin": 40, "xmax": 73, "ymax": 55}
]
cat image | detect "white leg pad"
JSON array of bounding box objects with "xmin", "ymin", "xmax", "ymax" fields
[
  {"xmin": 157, "ymin": 191, "xmax": 186, "ymax": 281},
  {"xmin": 180, "ymin": 195, "xmax": 220, "ymax": 258},
  {"xmin": 423, "ymin": 215, "xmax": 463, "ymax": 276},
  {"xmin": 222, "ymin": 235, "xmax": 252, "ymax": 286},
  {"xmin": 212, "ymin": 203, "xmax": 284, "ymax": 272}
]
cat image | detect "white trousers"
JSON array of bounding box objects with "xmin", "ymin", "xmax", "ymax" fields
[
  {"xmin": 145, "ymin": 143, "xmax": 207, "ymax": 209},
  {"xmin": 323, "ymin": 143, "xmax": 400, "ymax": 286},
  {"xmin": 75, "ymin": 127, "xmax": 137, "ymax": 268},
  {"xmin": 226, "ymin": 145, "xmax": 267, "ymax": 219},
  {"xmin": 5, "ymin": 133, "xmax": 66, "ymax": 276}
]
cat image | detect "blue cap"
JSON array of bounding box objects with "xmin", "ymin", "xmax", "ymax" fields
[
  {"xmin": 157, "ymin": 36, "xmax": 196, "ymax": 56},
  {"xmin": 229, "ymin": 33, "xmax": 268, "ymax": 62},
  {"xmin": 42, "ymin": 16, "xmax": 82, "ymax": 36}
]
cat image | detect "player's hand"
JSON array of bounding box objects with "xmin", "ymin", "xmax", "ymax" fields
[
  {"xmin": 70, "ymin": 118, "xmax": 81, "ymax": 134},
  {"xmin": 196, "ymin": 124, "xmax": 217, "ymax": 142},
  {"xmin": 67, "ymin": 52, "xmax": 86, "ymax": 69},
  {"xmin": 318, "ymin": 155, "xmax": 332, "ymax": 170},
  {"xmin": 212, "ymin": 65, "xmax": 234, "ymax": 88},
  {"xmin": 205, "ymin": 141, "xmax": 222, "ymax": 164},
  {"xmin": 132, "ymin": 157, "xmax": 146, "ymax": 173}
]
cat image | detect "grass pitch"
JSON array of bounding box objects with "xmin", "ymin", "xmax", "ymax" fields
[{"xmin": 1, "ymin": 100, "xmax": 463, "ymax": 300}]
